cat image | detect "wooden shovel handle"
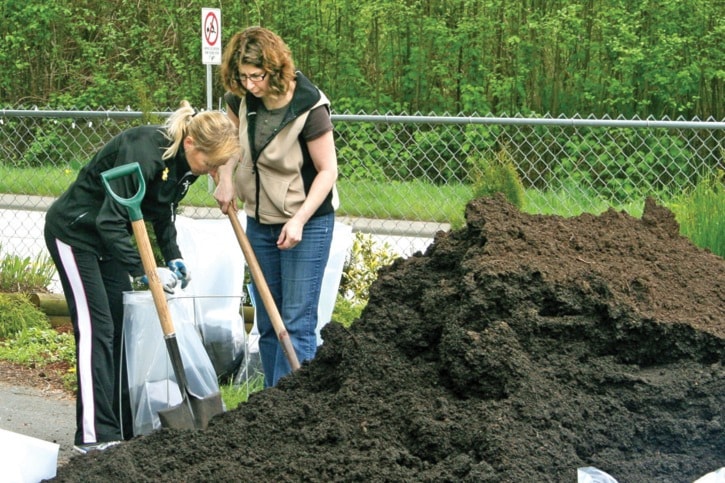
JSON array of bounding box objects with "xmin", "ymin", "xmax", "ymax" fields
[
  {"xmin": 228, "ymin": 210, "xmax": 301, "ymax": 371},
  {"xmin": 131, "ymin": 219, "xmax": 176, "ymax": 337},
  {"xmin": 99, "ymin": 163, "xmax": 176, "ymax": 338}
]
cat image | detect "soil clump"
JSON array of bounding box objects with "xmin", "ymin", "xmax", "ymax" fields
[{"xmin": 52, "ymin": 196, "xmax": 724, "ymax": 482}]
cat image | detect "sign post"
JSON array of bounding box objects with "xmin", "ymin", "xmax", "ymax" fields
[
  {"xmin": 201, "ymin": 8, "xmax": 221, "ymax": 111},
  {"xmin": 201, "ymin": 8, "xmax": 221, "ymax": 193}
]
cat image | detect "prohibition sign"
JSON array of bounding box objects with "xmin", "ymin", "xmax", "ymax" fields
[{"xmin": 204, "ymin": 11, "xmax": 219, "ymax": 47}]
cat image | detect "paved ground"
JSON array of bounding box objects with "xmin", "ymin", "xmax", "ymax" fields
[{"xmin": 0, "ymin": 381, "xmax": 76, "ymax": 470}]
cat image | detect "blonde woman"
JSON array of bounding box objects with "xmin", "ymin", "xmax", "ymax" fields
[
  {"xmin": 44, "ymin": 101, "xmax": 239, "ymax": 454},
  {"xmin": 215, "ymin": 27, "xmax": 339, "ymax": 388}
]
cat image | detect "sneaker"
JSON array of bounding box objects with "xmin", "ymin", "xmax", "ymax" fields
[{"xmin": 73, "ymin": 441, "xmax": 121, "ymax": 455}]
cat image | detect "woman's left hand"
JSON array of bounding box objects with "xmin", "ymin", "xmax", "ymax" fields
[{"xmin": 277, "ymin": 218, "xmax": 303, "ymax": 250}]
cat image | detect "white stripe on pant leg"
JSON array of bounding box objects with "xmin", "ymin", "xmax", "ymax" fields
[{"xmin": 55, "ymin": 239, "xmax": 97, "ymax": 444}]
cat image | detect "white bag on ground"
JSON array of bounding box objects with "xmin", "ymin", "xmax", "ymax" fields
[
  {"xmin": 317, "ymin": 221, "xmax": 353, "ymax": 345},
  {"xmin": 694, "ymin": 468, "xmax": 725, "ymax": 483},
  {"xmin": 123, "ymin": 291, "xmax": 220, "ymax": 436},
  {"xmin": 577, "ymin": 467, "xmax": 619, "ymax": 483},
  {"xmin": 0, "ymin": 428, "xmax": 58, "ymax": 483}
]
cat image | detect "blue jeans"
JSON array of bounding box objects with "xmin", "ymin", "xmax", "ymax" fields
[{"xmin": 246, "ymin": 213, "xmax": 334, "ymax": 387}]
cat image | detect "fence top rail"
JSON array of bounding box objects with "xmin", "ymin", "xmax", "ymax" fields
[
  {"xmin": 0, "ymin": 109, "xmax": 169, "ymax": 120},
  {"xmin": 2, "ymin": 108, "xmax": 724, "ymax": 130},
  {"xmin": 331, "ymin": 114, "xmax": 725, "ymax": 129}
]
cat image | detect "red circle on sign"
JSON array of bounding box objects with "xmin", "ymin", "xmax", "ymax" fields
[{"xmin": 204, "ymin": 12, "xmax": 219, "ymax": 46}]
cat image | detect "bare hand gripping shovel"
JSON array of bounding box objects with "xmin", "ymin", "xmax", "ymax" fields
[
  {"xmin": 101, "ymin": 162, "xmax": 223, "ymax": 430},
  {"xmin": 227, "ymin": 208, "xmax": 301, "ymax": 372}
]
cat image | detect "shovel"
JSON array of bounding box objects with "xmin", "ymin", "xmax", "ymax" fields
[
  {"xmin": 227, "ymin": 208, "xmax": 301, "ymax": 371},
  {"xmin": 101, "ymin": 162, "xmax": 224, "ymax": 430}
]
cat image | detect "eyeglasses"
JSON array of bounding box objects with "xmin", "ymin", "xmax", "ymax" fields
[{"xmin": 236, "ymin": 72, "xmax": 267, "ymax": 84}]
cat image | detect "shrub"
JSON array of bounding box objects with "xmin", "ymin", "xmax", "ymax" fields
[
  {"xmin": 468, "ymin": 147, "xmax": 525, "ymax": 209},
  {"xmin": 332, "ymin": 294, "xmax": 364, "ymax": 328},
  {"xmin": 0, "ymin": 246, "xmax": 56, "ymax": 293},
  {"xmin": 0, "ymin": 293, "xmax": 51, "ymax": 339},
  {"xmin": 339, "ymin": 232, "xmax": 398, "ymax": 306}
]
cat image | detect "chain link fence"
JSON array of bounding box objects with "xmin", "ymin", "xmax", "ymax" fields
[{"xmin": 1, "ymin": 107, "xmax": 723, "ymax": 261}]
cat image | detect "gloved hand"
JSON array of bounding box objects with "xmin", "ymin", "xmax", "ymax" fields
[
  {"xmin": 134, "ymin": 267, "xmax": 179, "ymax": 294},
  {"xmin": 167, "ymin": 259, "xmax": 191, "ymax": 289}
]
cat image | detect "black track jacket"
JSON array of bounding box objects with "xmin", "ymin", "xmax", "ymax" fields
[{"xmin": 45, "ymin": 125, "xmax": 198, "ymax": 278}]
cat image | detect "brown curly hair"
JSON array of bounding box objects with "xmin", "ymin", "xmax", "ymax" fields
[{"xmin": 221, "ymin": 27, "xmax": 296, "ymax": 98}]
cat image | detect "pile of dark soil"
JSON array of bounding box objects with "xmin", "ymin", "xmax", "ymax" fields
[{"xmin": 52, "ymin": 196, "xmax": 724, "ymax": 482}]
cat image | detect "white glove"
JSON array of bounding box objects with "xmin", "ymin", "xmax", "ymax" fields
[
  {"xmin": 167, "ymin": 259, "xmax": 191, "ymax": 289},
  {"xmin": 134, "ymin": 267, "xmax": 179, "ymax": 294}
]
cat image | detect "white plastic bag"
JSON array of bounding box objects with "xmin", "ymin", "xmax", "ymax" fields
[
  {"xmin": 0, "ymin": 428, "xmax": 59, "ymax": 483},
  {"xmin": 694, "ymin": 468, "xmax": 725, "ymax": 483},
  {"xmin": 175, "ymin": 216, "xmax": 247, "ymax": 379},
  {"xmin": 577, "ymin": 467, "xmax": 619, "ymax": 483},
  {"xmin": 123, "ymin": 291, "xmax": 220, "ymax": 436},
  {"xmin": 317, "ymin": 222, "xmax": 353, "ymax": 345}
]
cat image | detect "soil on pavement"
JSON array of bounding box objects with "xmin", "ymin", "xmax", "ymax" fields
[{"xmin": 51, "ymin": 195, "xmax": 724, "ymax": 482}]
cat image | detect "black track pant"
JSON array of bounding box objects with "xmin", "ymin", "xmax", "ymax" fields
[{"xmin": 44, "ymin": 230, "xmax": 134, "ymax": 445}]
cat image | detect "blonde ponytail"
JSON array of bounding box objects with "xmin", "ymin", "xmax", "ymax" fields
[{"xmin": 162, "ymin": 100, "xmax": 239, "ymax": 166}]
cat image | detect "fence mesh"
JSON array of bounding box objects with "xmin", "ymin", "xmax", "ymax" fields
[{"xmin": 1, "ymin": 107, "xmax": 723, "ymax": 262}]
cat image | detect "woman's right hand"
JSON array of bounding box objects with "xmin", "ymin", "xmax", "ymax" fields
[
  {"xmin": 213, "ymin": 156, "xmax": 237, "ymax": 214},
  {"xmin": 214, "ymin": 179, "xmax": 235, "ymax": 214}
]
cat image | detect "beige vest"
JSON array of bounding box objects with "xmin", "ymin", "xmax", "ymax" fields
[{"xmin": 234, "ymin": 93, "xmax": 336, "ymax": 224}]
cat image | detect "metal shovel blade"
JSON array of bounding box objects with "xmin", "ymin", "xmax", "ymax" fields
[
  {"xmin": 157, "ymin": 391, "xmax": 224, "ymax": 430},
  {"xmin": 156, "ymin": 335, "xmax": 224, "ymax": 430}
]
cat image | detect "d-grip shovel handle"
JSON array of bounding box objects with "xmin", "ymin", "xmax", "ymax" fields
[
  {"xmin": 100, "ymin": 163, "xmax": 145, "ymax": 222},
  {"xmin": 101, "ymin": 162, "xmax": 177, "ymax": 338},
  {"xmin": 228, "ymin": 209, "xmax": 301, "ymax": 371}
]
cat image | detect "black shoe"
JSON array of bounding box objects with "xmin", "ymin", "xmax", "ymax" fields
[{"xmin": 73, "ymin": 441, "xmax": 121, "ymax": 455}]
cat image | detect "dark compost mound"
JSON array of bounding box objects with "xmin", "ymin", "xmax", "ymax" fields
[{"xmin": 53, "ymin": 196, "xmax": 724, "ymax": 482}]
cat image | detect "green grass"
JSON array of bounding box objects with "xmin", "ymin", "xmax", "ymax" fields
[
  {"xmin": 338, "ymin": 179, "xmax": 472, "ymax": 228},
  {"xmin": 0, "ymin": 165, "xmax": 648, "ymax": 225},
  {"xmin": 0, "ymin": 166, "xmax": 79, "ymax": 197},
  {"xmin": 0, "ymin": 166, "xmax": 472, "ymax": 226},
  {"xmin": 671, "ymin": 174, "xmax": 724, "ymax": 258},
  {"xmin": 220, "ymin": 373, "xmax": 265, "ymax": 409},
  {"xmin": 522, "ymin": 178, "xmax": 645, "ymax": 218}
]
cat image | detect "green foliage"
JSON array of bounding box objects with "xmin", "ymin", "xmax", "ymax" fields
[
  {"xmin": 336, "ymin": 121, "xmax": 472, "ymax": 186},
  {"xmin": 0, "ymin": 246, "xmax": 56, "ymax": 293},
  {"xmin": 20, "ymin": 127, "xmax": 68, "ymax": 168},
  {"xmin": 557, "ymin": 128, "xmax": 698, "ymax": 203},
  {"xmin": 671, "ymin": 171, "xmax": 725, "ymax": 258},
  {"xmin": 2, "ymin": 0, "xmax": 722, "ymax": 119},
  {"xmin": 468, "ymin": 148, "xmax": 525, "ymax": 209},
  {"xmin": 332, "ymin": 294, "xmax": 364, "ymax": 328},
  {"xmin": 0, "ymin": 293, "xmax": 51, "ymax": 339},
  {"xmin": 0, "ymin": 326, "xmax": 75, "ymax": 366},
  {"xmin": 410, "ymin": 126, "xmax": 470, "ymax": 184},
  {"xmin": 339, "ymin": 232, "xmax": 398, "ymax": 306}
]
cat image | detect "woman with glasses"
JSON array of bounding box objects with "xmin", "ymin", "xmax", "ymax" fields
[{"xmin": 216, "ymin": 26, "xmax": 338, "ymax": 388}]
